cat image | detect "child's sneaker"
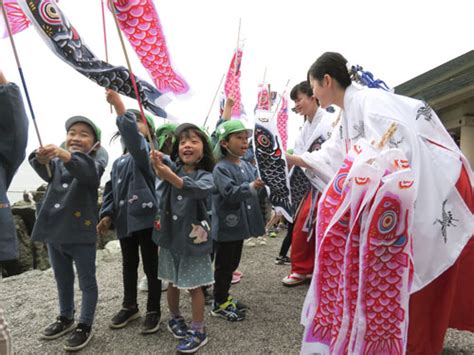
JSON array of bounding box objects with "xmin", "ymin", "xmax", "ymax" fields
[
  {"xmin": 257, "ymin": 236, "xmax": 267, "ymax": 245},
  {"xmin": 211, "ymin": 299, "xmax": 245, "ymax": 321},
  {"xmin": 231, "ymin": 271, "xmax": 241, "ymax": 284},
  {"xmin": 167, "ymin": 316, "xmax": 188, "ymax": 339},
  {"xmin": 63, "ymin": 323, "xmax": 93, "ymax": 352},
  {"xmin": 275, "ymin": 256, "xmax": 291, "ymax": 265},
  {"xmin": 227, "ymin": 296, "xmax": 247, "ymax": 313},
  {"xmin": 176, "ymin": 329, "xmax": 208, "ymax": 353},
  {"xmin": 42, "ymin": 316, "xmax": 75, "ymax": 340},
  {"xmin": 141, "ymin": 311, "xmax": 161, "ymax": 335},
  {"xmin": 244, "ymin": 237, "xmax": 256, "ymax": 247},
  {"xmin": 109, "ymin": 307, "xmax": 140, "ymax": 329}
]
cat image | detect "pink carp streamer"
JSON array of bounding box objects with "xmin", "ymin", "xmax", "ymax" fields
[
  {"xmin": 0, "ymin": 0, "xmax": 31, "ymax": 38},
  {"xmin": 223, "ymin": 48, "xmax": 243, "ymax": 118},
  {"xmin": 111, "ymin": 0, "xmax": 189, "ymax": 95},
  {"xmin": 277, "ymin": 95, "xmax": 288, "ymax": 151},
  {"xmin": 256, "ymin": 83, "xmax": 270, "ymax": 110},
  {"xmin": 302, "ymin": 142, "xmax": 415, "ymax": 355}
]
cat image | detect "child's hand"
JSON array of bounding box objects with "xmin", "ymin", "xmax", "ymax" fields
[
  {"xmin": 222, "ymin": 97, "xmax": 235, "ymax": 120},
  {"xmin": 105, "ymin": 89, "xmax": 126, "ymax": 116},
  {"xmin": 0, "ymin": 70, "xmax": 7, "ymax": 85},
  {"xmin": 150, "ymin": 150, "xmax": 164, "ymax": 165},
  {"xmin": 36, "ymin": 144, "xmax": 70, "ymax": 164},
  {"xmin": 225, "ymin": 97, "xmax": 235, "ymax": 108},
  {"xmin": 97, "ymin": 216, "xmax": 112, "ymax": 237},
  {"xmin": 154, "ymin": 162, "xmax": 174, "ymax": 180},
  {"xmin": 251, "ymin": 178, "xmax": 265, "ymax": 190}
]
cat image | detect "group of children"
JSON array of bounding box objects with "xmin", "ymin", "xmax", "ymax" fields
[{"xmin": 28, "ymin": 89, "xmax": 267, "ymax": 353}]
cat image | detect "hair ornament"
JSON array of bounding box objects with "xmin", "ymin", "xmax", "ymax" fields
[{"xmin": 347, "ymin": 63, "xmax": 392, "ymax": 92}]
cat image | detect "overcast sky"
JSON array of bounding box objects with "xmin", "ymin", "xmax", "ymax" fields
[{"xmin": 2, "ymin": 0, "xmax": 473, "ymax": 197}]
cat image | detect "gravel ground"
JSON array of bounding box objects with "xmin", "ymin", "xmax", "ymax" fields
[{"xmin": 1, "ymin": 232, "xmax": 473, "ymax": 354}]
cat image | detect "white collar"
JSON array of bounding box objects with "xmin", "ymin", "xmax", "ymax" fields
[
  {"xmin": 343, "ymin": 83, "xmax": 362, "ymax": 112},
  {"xmin": 308, "ymin": 108, "xmax": 324, "ymax": 127}
]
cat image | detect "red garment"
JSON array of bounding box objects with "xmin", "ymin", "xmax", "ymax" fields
[
  {"xmin": 290, "ymin": 189, "xmax": 320, "ymax": 275},
  {"xmin": 407, "ymin": 165, "xmax": 474, "ymax": 354}
]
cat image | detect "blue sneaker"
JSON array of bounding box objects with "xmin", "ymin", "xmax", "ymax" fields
[
  {"xmin": 167, "ymin": 316, "xmax": 188, "ymax": 339},
  {"xmin": 176, "ymin": 329, "xmax": 208, "ymax": 353},
  {"xmin": 210, "ymin": 299, "xmax": 245, "ymax": 321},
  {"xmin": 228, "ymin": 296, "xmax": 247, "ymax": 313}
]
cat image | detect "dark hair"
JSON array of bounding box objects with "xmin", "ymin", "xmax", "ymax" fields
[
  {"xmin": 307, "ymin": 52, "xmax": 351, "ymax": 89},
  {"xmin": 290, "ymin": 81, "xmax": 313, "ymax": 100},
  {"xmin": 171, "ymin": 128, "xmax": 215, "ymax": 172}
]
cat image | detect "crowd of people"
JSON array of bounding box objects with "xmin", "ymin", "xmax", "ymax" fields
[{"xmin": 0, "ymin": 51, "xmax": 473, "ymax": 354}]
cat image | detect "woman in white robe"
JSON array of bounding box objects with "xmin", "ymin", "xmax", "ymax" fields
[{"xmin": 287, "ymin": 52, "xmax": 474, "ymax": 354}]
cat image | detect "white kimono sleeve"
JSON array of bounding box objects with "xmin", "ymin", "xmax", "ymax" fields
[{"xmin": 300, "ymin": 120, "xmax": 345, "ymax": 186}]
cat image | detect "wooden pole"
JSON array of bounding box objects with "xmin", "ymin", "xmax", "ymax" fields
[{"xmin": 108, "ymin": 0, "xmax": 155, "ymax": 150}]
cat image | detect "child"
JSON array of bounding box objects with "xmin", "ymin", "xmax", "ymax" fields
[
  {"xmin": 138, "ymin": 122, "xmax": 177, "ymax": 293},
  {"xmin": 29, "ymin": 115, "xmax": 108, "ymax": 352},
  {"xmin": 97, "ymin": 90, "xmax": 162, "ymax": 334},
  {"xmin": 150, "ymin": 122, "xmax": 214, "ymax": 353},
  {"xmin": 0, "ymin": 69, "xmax": 28, "ymax": 355},
  {"xmin": 211, "ymin": 120, "xmax": 266, "ymax": 321}
]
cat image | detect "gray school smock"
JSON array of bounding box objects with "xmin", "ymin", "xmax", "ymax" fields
[
  {"xmin": 211, "ymin": 159, "xmax": 265, "ymax": 242},
  {"xmin": 99, "ymin": 112, "xmax": 157, "ymax": 238},
  {"xmin": 0, "ymin": 83, "xmax": 29, "ymax": 261},
  {"xmin": 152, "ymin": 167, "xmax": 214, "ymax": 256},
  {"xmin": 29, "ymin": 148, "xmax": 108, "ymax": 244}
]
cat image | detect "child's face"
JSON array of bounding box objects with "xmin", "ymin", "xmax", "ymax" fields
[
  {"xmin": 222, "ymin": 131, "xmax": 249, "ymax": 157},
  {"xmin": 66, "ymin": 122, "xmax": 95, "ymax": 153},
  {"xmin": 178, "ymin": 130, "xmax": 204, "ymax": 166}
]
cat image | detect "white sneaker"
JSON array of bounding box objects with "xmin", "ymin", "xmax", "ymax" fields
[
  {"xmin": 256, "ymin": 236, "xmax": 267, "ymax": 246},
  {"xmin": 244, "ymin": 237, "xmax": 257, "ymax": 247},
  {"xmin": 138, "ymin": 276, "xmax": 148, "ymax": 292}
]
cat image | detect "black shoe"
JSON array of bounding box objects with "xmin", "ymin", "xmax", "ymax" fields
[
  {"xmin": 63, "ymin": 323, "xmax": 93, "ymax": 352},
  {"xmin": 42, "ymin": 316, "xmax": 75, "ymax": 340},
  {"xmin": 275, "ymin": 256, "xmax": 291, "ymax": 265},
  {"xmin": 109, "ymin": 307, "xmax": 140, "ymax": 329},
  {"xmin": 141, "ymin": 311, "xmax": 161, "ymax": 335}
]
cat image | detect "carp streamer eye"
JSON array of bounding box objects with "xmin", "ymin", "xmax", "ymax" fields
[
  {"xmin": 257, "ymin": 134, "xmax": 270, "ymax": 148},
  {"xmin": 40, "ymin": 3, "xmax": 62, "ymax": 25},
  {"xmin": 378, "ymin": 209, "xmax": 398, "ymax": 235}
]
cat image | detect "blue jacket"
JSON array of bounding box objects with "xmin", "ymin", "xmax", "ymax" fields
[
  {"xmin": 0, "ymin": 83, "xmax": 29, "ymax": 260},
  {"xmin": 153, "ymin": 166, "xmax": 214, "ymax": 256},
  {"xmin": 211, "ymin": 159, "xmax": 265, "ymax": 242},
  {"xmin": 30, "ymin": 148, "xmax": 108, "ymax": 244},
  {"xmin": 99, "ymin": 112, "xmax": 157, "ymax": 238}
]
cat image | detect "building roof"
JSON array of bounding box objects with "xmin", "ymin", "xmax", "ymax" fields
[{"xmin": 395, "ymin": 50, "xmax": 474, "ymax": 103}]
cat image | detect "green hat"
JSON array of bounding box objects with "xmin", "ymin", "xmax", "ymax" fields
[
  {"xmin": 155, "ymin": 122, "xmax": 178, "ymax": 150},
  {"xmin": 129, "ymin": 109, "xmax": 156, "ymax": 133},
  {"xmin": 65, "ymin": 115, "xmax": 102, "ymax": 142},
  {"xmin": 213, "ymin": 120, "xmax": 252, "ymax": 160}
]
